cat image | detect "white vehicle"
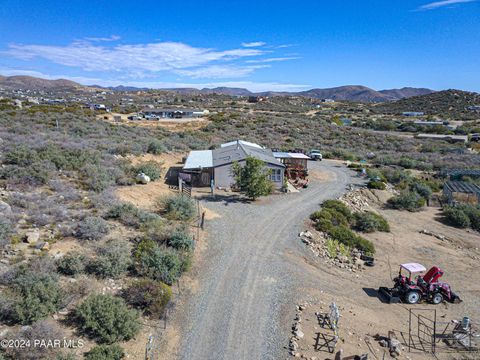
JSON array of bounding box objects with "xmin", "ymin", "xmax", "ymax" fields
[{"xmin": 309, "ymin": 149, "xmax": 322, "ymax": 161}]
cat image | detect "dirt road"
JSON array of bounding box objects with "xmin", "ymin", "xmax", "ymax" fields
[{"xmin": 176, "ymin": 161, "xmax": 357, "ymax": 360}]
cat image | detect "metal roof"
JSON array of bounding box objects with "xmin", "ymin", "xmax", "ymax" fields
[
  {"xmin": 443, "ymin": 169, "xmax": 480, "ymax": 178},
  {"xmin": 273, "ymin": 152, "xmax": 311, "ymax": 160},
  {"xmin": 213, "ymin": 143, "xmax": 284, "ymax": 168},
  {"xmin": 220, "ymin": 140, "xmax": 264, "ymax": 149},
  {"xmin": 143, "ymin": 108, "xmax": 201, "ymax": 113},
  {"xmin": 183, "ymin": 150, "xmax": 213, "ymax": 169},
  {"xmin": 444, "ymin": 181, "xmax": 480, "ymax": 194}
]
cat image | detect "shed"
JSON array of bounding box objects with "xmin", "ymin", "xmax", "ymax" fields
[{"xmin": 443, "ymin": 181, "xmax": 480, "ymax": 205}]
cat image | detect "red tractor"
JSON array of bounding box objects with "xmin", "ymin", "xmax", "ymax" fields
[{"xmin": 379, "ymin": 263, "xmax": 461, "ymax": 304}]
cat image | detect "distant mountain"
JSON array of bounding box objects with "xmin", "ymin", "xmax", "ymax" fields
[
  {"xmin": 0, "ymin": 74, "xmax": 437, "ymax": 102},
  {"xmin": 0, "ymin": 75, "xmax": 82, "ymax": 90},
  {"xmin": 379, "ymin": 87, "xmax": 434, "ymax": 99}
]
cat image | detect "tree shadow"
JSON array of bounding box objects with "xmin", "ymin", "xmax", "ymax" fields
[{"xmin": 195, "ymin": 194, "xmax": 252, "ymax": 206}]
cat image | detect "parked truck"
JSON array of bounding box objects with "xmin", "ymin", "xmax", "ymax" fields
[{"xmin": 309, "ymin": 149, "xmax": 322, "ymax": 161}]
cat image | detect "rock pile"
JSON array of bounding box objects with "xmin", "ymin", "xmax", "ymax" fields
[
  {"xmin": 378, "ymin": 335, "xmax": 403, "ymax": 358},
  {"xmin": 289, "ymin": 302, "xmax": 309, "ymax": 358},
  {"xmin": 299, "ymin": 230, "xmax": 367, "ymax": 272}
]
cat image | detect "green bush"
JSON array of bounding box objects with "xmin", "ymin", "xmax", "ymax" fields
[
  {"xmin": 77, "ymin": 216, "xmax": 110, "ymax": 240},
  {"xmin": 443, "ymin": 207, "xmax": 470, "ymax": 228},
  {"xmin": 168, "ymin": 229, "xmax": 194, "ymax": 251},
  {"xmin": 136, "ymin": 246, "xmax": 182, "ymax": 285},
  {"xmin": 122, "ymin": 278, "xmax": 172, "ymax": 317},
  {"xmin": 0, "ymin": 219, "xmax": 12, "ymax": 248},
  {"xmin": 105, "ymin": 203, "xmax": 140, "ymax": 227},
  {"xmin": 147, "ymin": 140, "xmax": 166, "ymax": 155},
  {"xmin": 11, "ymin": 271, "xmax": 63, "ymax": 324},
  {"xmin": 311, "ymin": 208, "xmax": 349, "ymax": 233},
  {"xmin": 85, "ymin": 344, "xmax": 125, "ymax": 360},
  {"xmin": 56, "ymin": 252, "xmax": 88, "ymax": 276},
  {"xmin": 459, "ymin": 204, "xmax": 480, "ymax": 231},
  {"xmin": 328, "ymin": 225, "xmax": 375, "ymax": 254},
  {"xmin": 134, "ymin": 161, "xmax": 162, "ymax": 181},
  {"xmin": 81, "ymin": 164, "xmax": 116, "ymax": 192},
  {"xmin": 367, "ymin": 179, "xmax": 386, "ymax": 190},
  {"xmin": 354, "ymin": 211, "xmax": 390, "ymax": 232},
  {"xmin": 157, "ymin": 195, "xmax": 196, "ymax": 221},
  {"xmin": 232, "ymin": 156, "xmax": 274, "ymax": 200},
  {"xmin": 139, "ymin": 218, "xmax": 169, "ymax": 243},
  {"xmin": 411, "ymin": 182, "xmax": 433, "ymax": 200},
  {"xmin": 75, "ymin": 294, "xmax": 140, "ymax": 344},
  {"xmin": 388, "ymin": 191, "xmax": 425, "ymax": 212},
  {"xmin": 321, "ymin": 200, "xmax": 353, "ymax": 220},
  {"xmin": 88, "ymin": 239, "xmax": 132, "ymax": 278}
]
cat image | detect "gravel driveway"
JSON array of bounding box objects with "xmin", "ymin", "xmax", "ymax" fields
[{"xmin": 178, "ymin": 160, "xmax": 356, "ymax": 360}]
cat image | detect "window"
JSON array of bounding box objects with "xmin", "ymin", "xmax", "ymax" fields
[{"xmin": 270, "ymin": 168, "xmax": 282, "ymax": 182}]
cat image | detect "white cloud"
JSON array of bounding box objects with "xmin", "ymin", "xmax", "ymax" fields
[
  {"xmin": 418, "ymin": 0, "xmax": 476, "ymax": 10},
  {"xmin": 83, "ymin": 35, "xmax": 121, "ymax": 42},
  {"xmin": 3, "ymin": 40, "xmax": 266, "ymax": 78},
  {"xmin": 246, "ymin": 57, "xmax": 300, "ymax": 63},
  {"xmin": 174, "ymin": 65, "xmax": 269, "ymax": 79},
  {"xmin": 241, "ymin": 41, "xmax": 266, "ymax": 47}
]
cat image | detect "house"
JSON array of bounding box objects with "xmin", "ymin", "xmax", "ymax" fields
[
  {"xmin": 402, "ymin": 112, "xmax": 424, "ymax": 117},
  {"xmin": 142, "ymin": 108, "xmax": 207, "ymax": 119},
  {"xmin": 467, "ymin": 105, "xmax": 480, "ymax": 112},
  {"xmin": 321, "ymin": 99, "xmax": 335, "ymax": 103},
  {"xmin": 443, "ymin": 181, "xmax": 480, "ymax": 205},
  {"xmin": 416, "ymin": 134, "xmax": 468, "ymax": 143},
  {"xmin": 181, "ymin": 140, "xmax": 285, "ymax": 189},
  {"xmin": 442, "ymin": 169, "xmax": 480, "ymax": 181}
]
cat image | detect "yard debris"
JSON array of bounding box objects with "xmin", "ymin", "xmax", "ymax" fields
[{"xmin": 419, "ymin": 229, "xmax": 453, "ymax": 242}]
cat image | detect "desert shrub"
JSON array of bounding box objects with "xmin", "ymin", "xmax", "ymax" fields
[
  {"xmin": 3, "ymin": 320, "xmax": 66, "ymax": 360},
  {"xmin": 133, "ymin": 161, "xmax": 162, "ymax": 181},
  {"xmin": 0, "ymin": 219, "xmax": 12, "ymax": 248},
  {"xmin": 81, "ymin": 164, "xmax": 116, "ymax": 192},
  {"xmin": 147, "ymin": 140, "xmax": 167, "ymax": 155},
  {"xmin": 354, "ymin": 211, "xmax": 390, "ymax": 232},
  {"xmin": 105, "ymin": 203, "xmax": 140, "ymax": 227},
  {"xmin": 122, "ymin": 278, "xmax": 172, "ymax": 316},
  {"xmin": 367, "ymin": 179, "xmax": 386, "ymax": 190},
  {"xmin": 76, "ymin": 216, "xmax": 110, "ymax": 240},
  {"xmin": 231, "ymin": 156, "xmax": 275, "ymax": 200},
  {"xmin": 135, "ymin": 245, "xmax": 182, "ymax": 285},
  {"xmin": 458, "ymin": 204, "xmax": 480, "ymax": 231},
  {"xmin": 56, "ymin": 252, "xmax": 88, "ymax": 276},
  {"xmin": 321, "ymin": 200, "xmax": 352, "ymax": 220},
  {"xmin": 311, "ymin": 208, "xmax": 349, "ymax": 233},
  {"xmin": 443, "ymin": 207, "xmax": 470, "ymax": 228},
  {"xmin": 388, "ymin": 191, "xmax": 425, "ymax": 212},
  {"xmin": 88, "ymin": 239, "xmax": 132, "ymax": 278},
  {"xmin": 157, "ymin": 195, "xmax": 196, "ymax": 221},
  {"xmin": 85, "ymin": 344, "xmax": 124, "ymax": 360},
  {"xmin": 328, "ymin": 225, "xmax": 375, "ymax": 254},
  {"xmin": 74, "ymin": 294, "xmax": 140, "ymax": 344},
  {"xmin": 168, "ymin": 228, "xmax": 194, "ymax": 251},
  {"xmin": 366, "ymin": 168, "xmax": 387, "ymax": 182},
  {"xmin": 139, "ymin": 218, "xmax": 169, "ymax": 243},
  {"xmin": 411, "ymin": 182, "xmax": 433, "ymax": 200},
  {"xmin": 9, "ymin": 271, "xmax": 63, "ymax": 324}
]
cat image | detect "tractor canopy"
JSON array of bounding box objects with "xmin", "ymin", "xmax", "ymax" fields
[{"xmin": 400, "ymin": 263, "xmax": 426, "ymax": 274}]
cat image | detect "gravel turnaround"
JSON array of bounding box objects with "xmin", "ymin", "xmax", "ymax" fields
[{"xmin": 178, "ymin": 161, "xmax": 356, "ymax": 360}]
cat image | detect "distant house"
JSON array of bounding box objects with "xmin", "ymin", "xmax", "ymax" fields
[
  {"xmin": 182, "ymin": 140, "xmax": 285, "ymax": 189},
  {"xmin": 467, "ymin": 105, "xmax": 480, "ymax": 112},
  {"xmin": 402, "ymin": 112, "xmax": 424, "ymax": 117},
  {"xmin": 142, "ymin": 108, "xmax": 207, "ymax": 119},
  {"xmin": 248, "ymin": 96, "xmax": 267, "ymax": 103},
  {"xmin": 443, "ymin": 181, "xmax": 480, "ymax": 205},
  {"xmin": 416, "ymin": 134, "xmax": 468, "ymax": 143},
  {"xmin": 321, "ymin": 99, "xmax": 335, "ymax": 103},
  {"xmin": 413, "ymin": 120, "xmax": 445, "ymax": 126}
]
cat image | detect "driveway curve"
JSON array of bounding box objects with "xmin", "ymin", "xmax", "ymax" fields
[{"xmin": 178, "ymin": 160, "xmax": 355, "ymax": 360}]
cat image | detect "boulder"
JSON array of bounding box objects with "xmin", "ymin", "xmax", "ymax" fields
[
  {"xmin": 293, "ymin": 328, "xmax": 304, "ymax": 339},
  {"xmin": 0, "ymin": 200, "xmax": 12, "ymax": 216},
  {"xmin": 136, "ymin": 172, "xmax": 151, "ymax": 184},
  {"xmin": 24, "ymin": 229, "xmax": 40, "ymax": 244}
]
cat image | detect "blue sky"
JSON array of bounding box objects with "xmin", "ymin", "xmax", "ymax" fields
[{"xmin": 0, "ymin": 0, "xmax": 479, "ymax": 92}]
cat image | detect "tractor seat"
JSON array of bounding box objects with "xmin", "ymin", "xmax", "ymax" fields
[{"xmin": 417, "ymin": 276, "xmax": 428, "ymax": 289}]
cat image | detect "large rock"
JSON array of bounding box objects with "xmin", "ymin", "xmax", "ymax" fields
[
  {"xmin": 0, "ymin": 200, "xmax": 12, "ymax": 216},
  {"xmin": 24, "ymin": 229, "xmax": 40, "ymax": 244}
]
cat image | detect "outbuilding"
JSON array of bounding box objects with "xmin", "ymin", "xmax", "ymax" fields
[{"xmin": 443, "ymin": 181, "xmax": 480, "ymax": 205}]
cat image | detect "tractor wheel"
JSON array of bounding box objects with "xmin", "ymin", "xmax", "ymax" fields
[
  {"xmin": 405, "ymin": 291, "xmax": 420, "ymax": 304},
  {"xmin": 432, "ymin": 293, "xmax": 444, "ymax": 305}
]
